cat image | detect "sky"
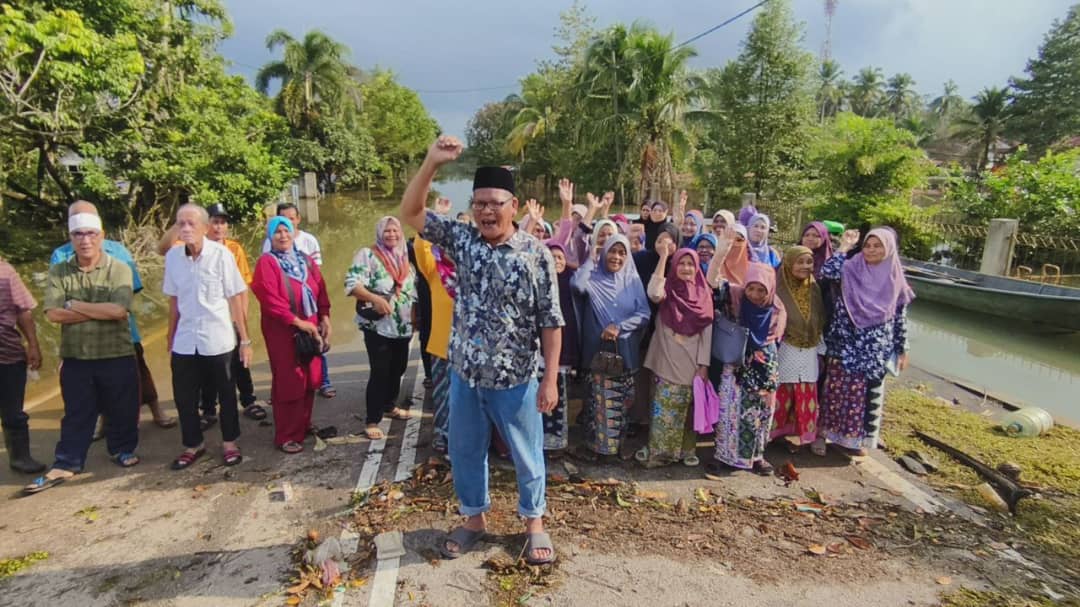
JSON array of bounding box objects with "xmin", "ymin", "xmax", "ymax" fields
[{"xmin": 218, "ymin": 0, "xmax": 1075, "ymax": 139}]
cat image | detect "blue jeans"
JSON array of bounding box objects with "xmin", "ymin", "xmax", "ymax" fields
[
  {"xmin": 320, "ymin": 353, "xmax": 332, "ymax": 389},
  {"xmin": 448, "ymin": 370, "xmax": 546, "ymax": 518}
]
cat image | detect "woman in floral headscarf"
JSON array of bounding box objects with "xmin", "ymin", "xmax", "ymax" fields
[{"xmin": 345, "ymin": 216, "xmax": 418, "ymax": 440}]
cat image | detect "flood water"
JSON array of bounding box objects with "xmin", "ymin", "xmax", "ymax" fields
[{"xmin": 14, "ymin": 182, "xmax": 1080, "ymax": 425}]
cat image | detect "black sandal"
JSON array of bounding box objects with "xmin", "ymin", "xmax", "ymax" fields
[{"xmin": 242, "ymin": 404, "xmax": 267, "ymax": 421}]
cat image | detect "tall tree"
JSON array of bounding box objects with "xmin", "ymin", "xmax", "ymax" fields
[
  {"xmin": 884, "ymin": 72, "xmax": 919, "ymax": 119},
  {"xmin": 850, "ymin": 66, "xmax": 885, "ymax": 117},
  {"xmin": 359, "ymin": 70, "xmax": 439, "ymax": 185},
  {"xmin": 1008, "ymin": 4, "xmax": 1080, "ymax": 154},
  {"xmin": 930, "ymin": 80, "xmax": 965, "ymax": 120},
  {"xmin": 254, "ymin": 29, "xmax": 357, "ymax": 132},
  {"xmin": 693, "ymin": 0, "xmax": 814, "ymax": 198},
  {"xmin": 816, "ymin": 59, "xmax": 846, "ymax": 122},
  {"xmin": 952, "ymin": 86, "xmax": 1011, "ymax": 171}
]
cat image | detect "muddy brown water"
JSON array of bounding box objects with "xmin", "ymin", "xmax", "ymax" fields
[{"xmin": 12, "ymin": 182, "xmax": 1080, "ymax": 426}]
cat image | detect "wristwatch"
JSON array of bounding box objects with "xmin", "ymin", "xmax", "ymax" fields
[{"xmin": 239, "ymin": 339, "xmax": 252, "ymax": 346}]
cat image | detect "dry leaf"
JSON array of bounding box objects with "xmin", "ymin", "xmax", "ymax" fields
[
  {"xmin": 827, "ymin": 542, "xmax": 844, "ymax": 554},
  {"xmin": 807, "ymin": 544, "xmax": 827, "ymax": 555},
  {"xmin": 846, "ymin": 535, "xmax": 872, "ymax": 550},
  {"xmin": 286, "ymin": 580, "xmax": 310, "ymax": 595},
  {"xmin": 635, "ymin": 489, "xmax": 668, "ymax": 501},
  {"xmin": 285, "ymin": 597, "xmax": 301, "ymax": 606},
  {"xmin": 936, "ymin": 576, "xmax": 952, "ymax": 585}
]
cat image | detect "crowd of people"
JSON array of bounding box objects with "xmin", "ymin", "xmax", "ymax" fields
[{"xmin": 0, "ymin": 134, "xmax": 913, "ymax": 566}]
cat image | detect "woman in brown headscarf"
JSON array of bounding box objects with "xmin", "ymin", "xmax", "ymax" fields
[{"xmin": 770, "ymin": 246, "xmax": 827, "ymax": 453}]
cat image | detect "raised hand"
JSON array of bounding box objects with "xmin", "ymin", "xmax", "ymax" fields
[
  {"xmin": 424, "ymin": 135, "xmax": 464, "ymax": 168},
  {"xmin": 586, "ymin": 192, "xmax": 603, "ymax": 210},
  {"xmin": 558, "ymin": 178, "xmax": 574, "ymax": 205},
  {"xmin": 434, "ymin": 197, "xmax": 453, "ymax": 215},
  {"xmin": 525, "ymin": 198, "xmax": 544, "ymax": 222},
  {"xmin": 839, "ymin": 229, "xmax": 861, "ymax": 253}
]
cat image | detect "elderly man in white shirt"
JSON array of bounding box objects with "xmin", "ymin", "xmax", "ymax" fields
[{"xmin": 164, "ymin": 204, "xmax": 253, "ymax": 469}]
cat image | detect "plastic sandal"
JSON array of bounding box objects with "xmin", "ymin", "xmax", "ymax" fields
[
  {"xmin": 524, "ymin": 532, "xmax": 557, "ymax": 565},
  {"xmin": 223, "ymin": 448, "xmax": 242, "ymax": 466},
  {"xmin": 242, "ymin": 404, "xmax": 267, "ymax": 421},
  {"xmin": 440, "ymin": 527, "xmax": 486, "ymax": 559},
  {"xmin": 112, "ymin": 452, "xmax": 140, "ymax": 468},
  {"xmin": 683, "ymin": 455, "xmax": 700, "ymax": 467},
  {"xmin": 365, "ymin": 426, "xmax": 385, "ymax": 440},
  {"xmin": 318, "ymin": 385, "xmax": 337, "ymax": 399},
  {"xmin": 170, "ymin": 447, "xmax": 205, "ymax": 471},
  {"xmin": 280, "ymin": 441, "xmax": 303, "ymax": 454},
  {"xmin": 22, "ymin": 474, "xmax": 69, "ymax": 495},
  {"xmin": 810, "ymin": 438, "xmax": 827, "ymax": 457},
  {"xmin": 752, "ymin": 461, "xmax": 775, "ymax": 477}
]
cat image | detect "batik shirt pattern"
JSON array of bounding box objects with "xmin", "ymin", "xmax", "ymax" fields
[{"xmin": 423, "ymin": 211, "xmax": 564, "ymax": 389}]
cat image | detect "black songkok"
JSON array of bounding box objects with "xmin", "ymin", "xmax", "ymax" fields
[{"xmin": 472, "ymin": 166, "xmax": 515, "ymax": 195}]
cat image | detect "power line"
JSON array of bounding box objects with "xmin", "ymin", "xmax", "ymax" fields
[
  {"xmin": 412, "ymin": 84, "xmax": 518, "ymax": 94},
  {"xmin": 675, "ymin": 0, "xmax": 770, "ymax": 49}
]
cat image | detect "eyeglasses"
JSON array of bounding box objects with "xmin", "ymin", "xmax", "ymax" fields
[
  {"xmin": 71, "ymin": 231, "xmax": 100, "ymax": 240},
  {"xmin": 470, "ymin": 197, "xmax": 513, "ymax": 211}
]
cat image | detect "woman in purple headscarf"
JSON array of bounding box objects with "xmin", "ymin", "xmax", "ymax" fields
[
  {"xmin": 571, "ymin": 235, "xmax": 652, "ymax": 458},
  {"xmin": 800, "ymin": 221, "xmax": 834, "ymax": 279},
  {"xmin": 814, "ymin": 228, "xmax": 914, "ymax": 457},
  {"xmin": 639, "ymin": 245, "xmax": 714, "ymax": 468},
  {"xmin": 746, "ymin": 213, "xmax": 781, "ymax": 268}
]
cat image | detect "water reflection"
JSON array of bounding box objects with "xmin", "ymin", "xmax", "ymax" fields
[{"xmin": 908, "ymin": 300, "xmax": 1080, "ymax": 423}]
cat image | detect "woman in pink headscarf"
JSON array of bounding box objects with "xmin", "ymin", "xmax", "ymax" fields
[
  {"xmin": 814, "ymin": 228, "xmax": 914, "ymax": 457},
  {"xmin": 639, "ymin": 244, "xmax": 714, "ymax": 468}
]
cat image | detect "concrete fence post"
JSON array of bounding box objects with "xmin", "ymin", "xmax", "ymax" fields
[
  {"xmin": 979, "ymin": 218, "xmax": 1019, "ymax": 276},
  {"xmin": 300, "ymin": 172, "xmax": 320, "ymax": 224}
]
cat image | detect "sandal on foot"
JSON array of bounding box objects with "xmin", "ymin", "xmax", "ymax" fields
[
  {"xmin": 524, "ymin": 532, "xmax": 556, "ymax": 565},
  {"xmin": 23, "ymin": 473, "xmax": 70, "ymax": 495},
  {"xmin": 634, "ymin": 447, "xmax": 649, "ymax": 463},
  {"xmin": 242, "ymin": 404, "xmax": 267, "ymax": 421},
  {"xmin": 365, "ymin": 426, "xmax": 385, "ymax": 440},
  {"xmin": 280, "ymin": 441, "xmax": 303, "ymax": 454},
  {"xmin": 171, "ymin": 448, "xmax": 205, "ymax": 471},
  {"xmin": 387, "ymin": 408, "xmax": 411, "ymax": 420},
  {"xmin": 199, "ymin": 415, "xmax": 218, "ymax": 432},
  {"xmin": 112, "ymin": 452, "xmax": 140, "ymax": 468},
  {"xmin": 752, "ymin": 461, "xmax": 775, "ymax": 477},
  {"xmin": 318, "ymin": 385, "xmax": 337, "ymax": 399},
  {"xmin": 810, "ymin": 438, "xmax": 827, "ymax": 457},
  {"xmin": 683, "ymin": 455, "xmax": 700, "ymax": 467},
  {"xmin": 423, "ymin": 378, "xmax": 433, "ymax": 389},
  {"xmin": 440, "ymin": 526, "xmax": 486, "ymax": 560},
  {"xmin": 223, "ymin": 448, "xmax": 242, "ymax": 466},
  {"xmin": 704, "ymin": 459, "xmax": 731, "ymax": 480}
]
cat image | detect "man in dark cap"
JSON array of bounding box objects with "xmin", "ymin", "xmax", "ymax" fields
[{"xmin": 401, "ymin": 136, "xmax": 563, "ymax": 565}]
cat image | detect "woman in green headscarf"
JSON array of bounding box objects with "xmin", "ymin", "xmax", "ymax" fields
[{"xmin": 770, "ymin": 246, "xmax": 827, "ymax": 453}]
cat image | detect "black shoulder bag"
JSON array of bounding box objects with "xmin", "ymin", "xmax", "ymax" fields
[{"xmin": 279, "ymin": 259, "xmax": 321, "ymax": 364}]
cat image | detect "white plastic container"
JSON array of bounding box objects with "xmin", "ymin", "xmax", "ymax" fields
[{"xmin": 1001, "ymin": 407, "xmax": 1054, "ymax": 437}]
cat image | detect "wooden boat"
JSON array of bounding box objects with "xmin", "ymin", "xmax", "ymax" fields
[{"xmin": 901, "ymin": 258, "xmax": 1080, "ymax": 332}]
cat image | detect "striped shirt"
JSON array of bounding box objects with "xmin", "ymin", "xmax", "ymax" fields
[
  {"xmin": 44, "ymin": 254, "xmax": 135, "ymax": 360},
  {"xmin": 0, "ymin": 261, "xmax": 37, "ymax": 364}
]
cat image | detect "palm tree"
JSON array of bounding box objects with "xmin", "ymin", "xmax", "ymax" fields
[
  {"xmin": 254, "ymin": 29, "xmax": 357, "ymax": 131},
  {"xmin": 850, "ymin": 66, "xmax": 885, "ymax": 117},
  {"xmin": 898, "ymin": 113, "xmax": 935, "ymax": 146},
  {"xmin": 577, "ymin": 24, "xmax": 634, "ymax": 197},
  {"xmin": 816, "ymin": 59, "xmax": 845, "ymax": 122},
  {"xmin": 952, "ymin": 86, "xmax": 1010, "ymax": 171},
  {"xmin": 885, "ymin": 73, "xmax": 919, "ymax": 119},
  {"xmin": 930, "ymin": 80, "xmax": 965, "ymax": 119}
]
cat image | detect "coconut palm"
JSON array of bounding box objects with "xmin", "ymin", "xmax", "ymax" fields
[
  {"xmin": 816, "ymin": 59, "xmax": 845, "ymax": 122},
  {"xmin": 885, "ymin": 73, "xmax": 919, "ymax": 119},
  {"xmin": 254, "ymin": 29, "xmax": 358, "ymax": 131},
  {"xmin": 930, "ymin": 80, "xmax": 965, "ymax": 120},
  {"xmin": 850, "ymin": 66, "xmax": 885, "ymax": 117},
  {"xmin": 951, "ymin": 86, "xmax": 1011, "ymax": 171}
]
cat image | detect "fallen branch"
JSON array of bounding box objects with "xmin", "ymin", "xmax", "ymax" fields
[{"xmin": 914, "ymin": 431, "xmax": 1032, "ymax": 514}]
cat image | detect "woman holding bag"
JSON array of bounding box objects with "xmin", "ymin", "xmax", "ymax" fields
[
  {"xmin": 251, "ymin": 217, "xmax": 331, "ymax": 454},
  {"xmin": 571, "ymin": 234, "xmax": 651, "ymax": 459},
  {"xmin": 345, "ymin": 216, "xmax": 417, "ymax": 440},
  {"xmin": 639, "ymin": 245, "xmax": 713, "ymax": 468}
]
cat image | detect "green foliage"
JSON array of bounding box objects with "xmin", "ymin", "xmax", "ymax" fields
[
  {"xmin": 359, "ymin": 70, "xmax": 439, "ymax": 185},
  {"xmin": 692, "ymin": 0, "xmax": 814, "ymax": 200},
  {"xmin": 808, "ymin": 113, "xmax": 935, "ymax": 255},
  {"xmin": 1008, "ymin": 4, "xmax": 1080, "ymax": 155},
  {"xmin": 951, "ymin": 86, "xmax": 1010, "ymax": 171},
  {"xmin": 946, "ymin": 146, "xmax": 1080, "ymax": 238}
]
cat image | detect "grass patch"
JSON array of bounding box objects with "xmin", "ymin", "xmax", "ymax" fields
[
  {"xmin": 940, "ymin": 588, "xmax": 1057, "ymax": 607},
  {"xmin": 0, "ymin": 552, "xmax": 49, "ymax": 579},
  {"xmin": 882, "ymin": 388, "xmax": 1080, "ymax": 564}
]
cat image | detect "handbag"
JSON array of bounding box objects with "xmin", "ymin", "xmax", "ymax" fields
[
  {"xmin": 711, "ymin": 314, "xmax": 749, "ymax": 365},
  {"xmin": 279, "ymin": 260, "xmax": 321, "ymax": 364},
  {"xmin": 355, "ymin": 289, "xmax": 392, "ymax": 321},
  {"xmin": 590, "ymin": 338, "xmax": 624, "ymax": 378}
]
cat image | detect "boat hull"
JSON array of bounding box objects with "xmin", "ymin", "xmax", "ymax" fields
[{"xmin": 901, "ymin": 259, "xmax": 1080, "ymax": 332}]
